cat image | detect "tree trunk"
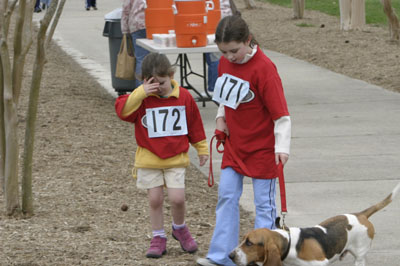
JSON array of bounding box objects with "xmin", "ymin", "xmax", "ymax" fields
[
  {"xmin": 22, "ymin": 0, "xmax": 61, "ymax": 215},
  {"xmin": 381, "ymin": 0, "xmax": 400, "ymax": 41},
  {"xmin": 4, "ymin": 0, "xmax": 34, "ymax": 216},
  {"xmin": 2, "ymin": 44, "xmax": 20, "ymax": 214},
  {"xmin": 292, "ymin": 0, "xmax": 305, "ymax": 19},
  {"xmin": 339, "ymin": 0, "xmax": 365, "ymax": 31},
  {"xmin": 21, "ymin": 50, "xmax": 44, "ymax": 215},
  {"xmin": 21, "ymin": 0, "xmax": 65, "ymax": 214},
  {"xmin": 0, "ymin": 54, "xmax": 5, "ymax": 193},
  {"xmin": 13, "ymin": 0, "xmax": 34, "ymax": 105},
  {"xmin": 0, "ymin": 0, "xmax": 14, "ymax": 196},
  {"xmin": 1, "ymin": 0, "xmax": 65, "ymax": 216},
  {"xmin": 351, "ymin": 0, "xmax": 365, "ymax": 30},
  {"xmin": 1, "ymin": 0, "xmax": 21, "ymax": 215},
  {"xmin": 339, "ymin": 0, "xmax": 351, "ymax": 30},
  {"xmin": 45, "ymin": 0, "xmax": 66, "ymax": 48},
  {"xmin": 243, "ymin": 0, "xmax": 256, "ymax": 9},
  {"xmin": 4, "ymin": 101, "xmax": 20, "ymax": 215}
]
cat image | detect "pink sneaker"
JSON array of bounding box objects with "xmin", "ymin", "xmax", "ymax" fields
[
  {"xmin": 145, "ymin": 236, "xmax": 167, "ymax": 258},
  {"xmin": 172, "ymin": 225, "xmax": 198, "ymax": 253}
]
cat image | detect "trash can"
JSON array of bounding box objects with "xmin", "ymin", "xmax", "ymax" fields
[{"xmin": 103, "ymin": 8, "xmax": 136, "ymax": 95}]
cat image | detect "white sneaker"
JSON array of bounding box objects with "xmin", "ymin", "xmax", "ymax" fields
[{"xmin": 196, "ymin": 257, "xmax": 221, "ymax": 266}]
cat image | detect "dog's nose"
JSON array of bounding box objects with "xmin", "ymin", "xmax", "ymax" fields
[{"xmin": 229, "ymin": 251, "xmax": 235, "ymax": 260}]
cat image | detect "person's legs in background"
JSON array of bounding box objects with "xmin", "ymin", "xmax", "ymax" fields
[
  {"xmin": 40, "ymin": 0, "xmax": 50, "ymax": 10},
  {"xmin": 85, "ymin": 0, "xmax": 97, "ymax": 10},
  {"xmin": 91, "ymin": 0, "xmax": 97, "ymax": 10},
  {"xmin": 131, "ymin": 29, "xmax": 150, "ymax": 88},
  {"xmin": 34, "ymin": 0, "xmax": 42, "ymax": 12},
  {"xmin": 205, "ymin": 52, "xmax": 220, "ymax": 92}
]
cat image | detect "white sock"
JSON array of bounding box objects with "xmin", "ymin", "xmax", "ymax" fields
[
  {"xmin": 153, "ymin": 229, "xmax": 166, "ymax": 238},
  {"xmin": 172, "ymin": 222, "xmax": 186, "ymax": 230}
]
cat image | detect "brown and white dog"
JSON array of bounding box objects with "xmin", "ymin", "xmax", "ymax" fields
[{"xmin": 229, "ymin": 182, "xmax": 400, "ymax": 266}]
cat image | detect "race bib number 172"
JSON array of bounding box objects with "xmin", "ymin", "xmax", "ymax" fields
[
  {"xmin": 146, "ymin": 106, "xmax": 188, "ymax": 138},
  {"xmin": 212, "ymin": 73, "xmax": 250, "ymax": 109}
]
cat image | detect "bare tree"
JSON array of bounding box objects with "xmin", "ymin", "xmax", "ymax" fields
[
  {"xmin": 381, "ymin": 0, "xmax": 399, "ymax": 42},
  {"xmin": 1, "ymin": 0, "xmax": 27, "ymax": 216},
  {"xmin": 339, "ymin": 0, "xmax": 365, "ymax": 31},
  {"xmin": 292, "ymin": 0, "xmax": 305, "ymax": 19},
  {"xmin": 0, "ymin": 0, "xmax": 66, "ymax": 216},
  {"xmin": 0, "ymin": 0, "xmax": 8, "ymax": 193}
]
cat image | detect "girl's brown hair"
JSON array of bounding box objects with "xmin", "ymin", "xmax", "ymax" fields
[
  {"xmin": 215, "ymin": 15, "xmax": 258, "ymax": 47},
  {"xmin": 140, "ymin": 53, "xmax": 175, "ymax": 80}
]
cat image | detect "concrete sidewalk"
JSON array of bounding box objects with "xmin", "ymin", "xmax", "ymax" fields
[{"xmin": 40, "ymin": 0, "xmax": 400, "ymax": 264}]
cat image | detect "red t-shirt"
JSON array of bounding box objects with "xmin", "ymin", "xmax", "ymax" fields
[
  {"xmin": 115, "ymin": 87, "xmax": 206, "ymax": 159},
  {"xmin": 219, "ymin": 47, "xmax": 289, "ymax": 179}
]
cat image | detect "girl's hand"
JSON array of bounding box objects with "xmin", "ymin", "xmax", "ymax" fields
[
  {"xmin": 199, "ymin": 155, "xmax": 209, "ymax": 166},
  {"xmin": 275, "ymin": 153, "xmax": 289, "ymax": 165},
  {"xmin": 143, "ymin": 77, "xmax": 160, "ymax": 95},
  {"xmin": 216, "ymin": 117, "xmax": 229, "ymax": 136}
]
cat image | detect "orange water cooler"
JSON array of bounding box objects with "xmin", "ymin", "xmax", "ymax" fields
[
  {"xmin": 172, "ymin": 0, "xmax": 214, "ymax": 47},
  {"xmin": 206, "ymin": 0, "xmax": 221, "ymax": 34},
  {"xmin": 145, "ymin": 0, "xmax": 174, "ymax": 39}
]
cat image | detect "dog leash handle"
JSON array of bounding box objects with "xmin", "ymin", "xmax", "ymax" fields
[
  {"xmin": 208, "ymin": 134, "xmax": 216, "ymax": 187},
  {"xmin": 208, "ymin": 130, "xmax": 226, "ymax": 187},
  {"xmin": 277, "ymin": 162, "xmax": 288, "ymax": 225}
]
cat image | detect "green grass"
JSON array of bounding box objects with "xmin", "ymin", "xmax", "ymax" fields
[{"xmin": 261, "ymin": 0, "xmax": 400, "ymax": 25}]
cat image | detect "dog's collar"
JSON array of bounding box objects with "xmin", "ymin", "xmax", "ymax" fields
[{"xmin": 281, "ymin": 229, "xmax": 291, "ymax": 261}]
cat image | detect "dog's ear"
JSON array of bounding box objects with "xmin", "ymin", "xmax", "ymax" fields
[
  {"xmin": 275, "ymin": 217, "xmax": 290, "ymax": 231},
  {"xmin": 275, "ymin": 217, "xmax": 282, "ymax": 229},
  {"xmin": 263, "ymin": 244, "xmax": 282, "ymax": 266}
]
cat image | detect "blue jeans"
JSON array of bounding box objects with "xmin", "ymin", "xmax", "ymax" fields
[
  {"xmin": 85, "ymin": 0, "xmax": 96, "ymax": 8},
  {"xmin": 206, "ymin": 167, "xmax": 277, "ymax": 265},
  {"xmin": 131, "ymin": 29, "xmax": 150, "ymax": 88},
  {"xmin": 205, "ymin": 52, "xmax": 220, "ymax": 92}
]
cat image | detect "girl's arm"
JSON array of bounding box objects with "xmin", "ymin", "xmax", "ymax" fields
[
  {"xmin": 121, "ymin": 78, "xmax": 160, "ymax": 117},
  {"xmin": 120, "ymin": 86, "xmax": 146, "ymax": 117},
  {"xmin": 191, "ymin": 140, "xmax": 209, "ymax": 166},
  {"xmin": 274, "ymin": 116, "xmax": 291, "ymax": 165},
  {"xmin": 216, "ymin": 104, "xmax": 229, "ymax": 135}
]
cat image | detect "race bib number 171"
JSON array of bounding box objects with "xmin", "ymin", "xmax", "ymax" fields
[
  {"xmin": 212, "ymin": 73, "xmax": 250, "ymax": 109},
  {"xmin": 146, "ymin": 106, "xmax": 188, "ymax": 138}
]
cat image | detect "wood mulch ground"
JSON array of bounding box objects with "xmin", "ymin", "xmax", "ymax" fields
[{"xmin": 1, "ymin": 1, "xmax": 399, "ymax": 265}]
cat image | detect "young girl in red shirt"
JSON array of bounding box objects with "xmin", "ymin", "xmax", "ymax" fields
[
  {"xmin": 197, "ymin": 15, "xmax": 291, "ymax": 266},
  {"xmin": 115, "ymin": 53, "xmax": 209, "ymax": 259}
]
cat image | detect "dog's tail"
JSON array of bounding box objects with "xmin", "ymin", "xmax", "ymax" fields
[{"xmin": 358, "ymin": 181, "xmax": 400, "ymax": 218}]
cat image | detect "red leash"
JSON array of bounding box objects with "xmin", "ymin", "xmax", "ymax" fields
[
  {"xmin": 277, "ymin": 162, "xmax": 287, "ymax": 214},
  {"xmin": 208, "ymin": 130, "xmax": 252, "ymax": 187},
  {"xmin": 208, "ymin": 130, "xmax": 225, "ymax": 187}
]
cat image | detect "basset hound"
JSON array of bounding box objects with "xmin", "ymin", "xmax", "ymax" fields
[{"xmin": 229, "ymin": 182, "xmax": 400, "ymax": 266}]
